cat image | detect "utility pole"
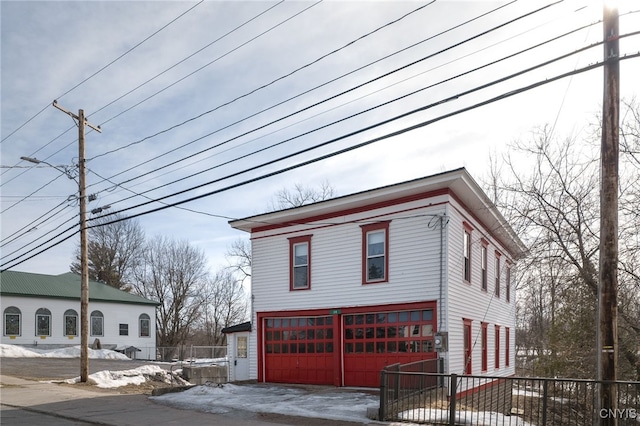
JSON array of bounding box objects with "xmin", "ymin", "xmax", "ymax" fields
[
  {"xmin": 598, "ymin": 3, "xmax": 619, "ymax": 425},
  {"xmin": 53, "ymin": 100, "xmax": 101, "ymax": 383}
]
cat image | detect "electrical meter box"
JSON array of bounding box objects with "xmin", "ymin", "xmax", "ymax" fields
[{"xmin": 434, "ymin": 332, "xmax": 448, "ymax": 352}]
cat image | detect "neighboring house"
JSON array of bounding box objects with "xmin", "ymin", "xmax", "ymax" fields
[
  {"xmin": 0, "ymin": 271, "xmax": 159, "ymax": 359},
  {"xmin": 229, "ymin": 168, "xmax": 527, "ymax": 388}
]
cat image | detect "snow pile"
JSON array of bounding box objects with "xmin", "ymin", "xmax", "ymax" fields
[
  {"xmin": 63, "ymin": 365, "xmax": 191, "ymax": 388},
  {"xmin": 0, "ymin": 343, "xmax": 129, "ymax": 360}
]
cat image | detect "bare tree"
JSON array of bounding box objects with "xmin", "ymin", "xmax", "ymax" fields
[
  {"xmin": 196, "ymin": 269, "xmax": 249, "ymax": 346},
  {"xmin": 225, "ymin": 238, "xmax": 252, "ymax": 284},
  {"xmin": 267, "ymin": 180, "xmax": 336, "ymax": 211},
  {"xmin": 226, "ymin": 181, "xmax": 336, "ymax": 282},
  {"xmin": 131, "ymin": 236, "xmax": 208, "ymax": 350},
  {"xmin": 71, "ymin": 213, "xmax": 145, "ymax": 290},
  {"xmin": 487, "ymin": 107, "xmax": 640, "ymax": 379}
]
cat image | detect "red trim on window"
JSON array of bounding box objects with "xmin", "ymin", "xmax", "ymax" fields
[
  {"xmin": 481, "ymin": 322, "xmax": 488, "ymax": 372},
  {"xmin": 289, "ymin": 235, "xmax": 312, "ymax": 291},
  {"xmin": 463, "ymin": 229, "xmax": 472, "ymax": 284},
  {"xmin": 462, "ymin": 221, "xmax": 474, "ymax": 232},
  {"xmin": 495, "ymin": 253, "xmax": 501, "ymax": 298},
  {"xmin": 360, "ymin": 221, "xmax": 390, "ymax": 284},
  {"xmin": 505, "ymin": 327, "xmax": 510, "ymax": 367},
  {"xmin": 463, "ymin": 318, "xmax": 472, "ymax": 374},
  {"xmin": 495, "ymin": 325, "xmax": 501, "ymax": 369}
]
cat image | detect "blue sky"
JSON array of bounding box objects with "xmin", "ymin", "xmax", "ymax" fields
[{"xmin": 1, "ymin": 0, "xmax": 639, "ymax": 275}]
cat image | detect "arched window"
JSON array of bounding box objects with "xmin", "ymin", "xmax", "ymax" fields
[
  {"xmin": 139, "ymin": 313, "xmax": 150, "ymax": 337},
  {"xmin": 35, "ymin": 308, "xmax": 51, "ymax": 336},
  {"xmin": 4, "ymin": 306, "xmax": 21, "ymax": 336},
  {"xmin": 90, "ymin": 310, "xmax": 104, "ymax": 336},
  {"xmin": 64, "ymin": 309, "xmax": 78, "ymax": 336}
]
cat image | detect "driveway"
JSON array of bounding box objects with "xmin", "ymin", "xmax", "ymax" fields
[{"xmin": 0, "ymin": 357, "xmax": 383, "ymax": 425}]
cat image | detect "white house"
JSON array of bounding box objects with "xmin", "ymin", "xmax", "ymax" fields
[
  {"xmin": 229, "ymin": 168, "xmax": 527, "ymax": 388},
  {"xmin": 1, "ymin": 271, "xmax": 159, "ymax": 359}
]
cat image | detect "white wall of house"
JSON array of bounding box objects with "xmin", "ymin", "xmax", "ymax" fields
[
  {"xmin": 247, "ymin": 195, "xmax": 451, "ymax": 381},
  {"xmin": 1, "ymin": 296, "xmax": 157, "ymax": 359},
  {"xmin": 445, "ymin": 199, "xmax": 517, "ymax": 379}
]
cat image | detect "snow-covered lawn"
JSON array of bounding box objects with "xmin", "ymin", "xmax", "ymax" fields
[{"xmin": 0, "ymin": 342, "xmax": 130, "ymax": 360}]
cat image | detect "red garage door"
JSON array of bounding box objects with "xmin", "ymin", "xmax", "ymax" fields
[
  {"xmin": 264, "ymin": 316, "xmax": 334, "ymax": 385},
  {"xmin": 343, "ymin": 308, "xmax": 437, "ymax": 387}
]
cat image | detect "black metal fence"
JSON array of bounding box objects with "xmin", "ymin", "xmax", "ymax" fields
[{"xmin": 379, "ymin": 366, "xmax": 640, "ymax": 425}]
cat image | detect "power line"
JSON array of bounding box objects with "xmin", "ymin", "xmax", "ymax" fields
[
  {"xmin": 86, "ymin": 0, "xmax": 555, "ymax": 192},
  {"xmin": 5, "ymin": 52, "xmax": 638, "ymax": 272},
  {"xmin": 0, "ymin": 1, "xmax": 204, "ymax": 145},
  {"xmin": 94, "ymin": 24, "xmax": 609, "ymax": 209}
]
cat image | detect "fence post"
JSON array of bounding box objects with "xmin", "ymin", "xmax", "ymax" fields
[
  {"xmin": 449, "ymin": 373, "xmax": 458, "ymax": 426},
  {"xmin": 379, "ymin": 368, "xmax": 388, "ymax": 421}
]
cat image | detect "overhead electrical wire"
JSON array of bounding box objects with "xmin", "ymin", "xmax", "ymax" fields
[
  {"xmin": 5, "ymin": 51, "xmax": 636, "ymax": 273},
  {"xmin": 90, "ymin": 0, "xmax": 436, "ymax": 160},
  {"xmin": 87, "ymin": 1, "xmax": 593, "ymax": 199},
  {"xmin": 1, "ymin": 200, "xmax": 73, "ymax": 248},
  {"xmin": 4, "ymin": 0, "xmax": 628, "ymax": 269},
  {"xmin": 0, "ymin": 0, "xmax": 586, "ymax": 246},
  {"xmin": 86, "ymin": 0, "xmax": 548, "ymax": 190},
  {"xmin": 0, "ymin": 0, "xmax": 205, "ymax": 145}
]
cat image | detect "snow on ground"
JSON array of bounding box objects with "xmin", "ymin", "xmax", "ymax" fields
[
  {"xmin": 0, "ymin": 343, "xmax": 535, "ymax": 424},
  {"xmin": 0, "ymin": 343, "xmax": 130, "ymax": 360},
  {"xmin": 398, "ymin": 408, "xmax": 534, "ymax": 426},
  {"xmin": 63, "ymin": 365, "xmax": 190, "ymax": 388}
]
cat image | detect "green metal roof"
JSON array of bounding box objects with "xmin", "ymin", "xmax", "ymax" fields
[{"xmin": 0, "ymin": 271, "xmax": 159, "ymax": 306}]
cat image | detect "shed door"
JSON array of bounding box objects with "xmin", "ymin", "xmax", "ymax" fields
[
  {"xmin": 343, "ymin": 309, "xmax": 437, "ymax": 387},
  {"xmin": 264, "ymin": 316, "xmax": 334, "ymax": 385}
]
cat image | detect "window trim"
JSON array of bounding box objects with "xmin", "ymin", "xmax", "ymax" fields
[
  {"xmin": 90, "ymin": 310, "xmax": 104, "ymax": 337},
  {"xmin": 289, "ymin": 235, "xmax": 312, "ymax": 291},
  {"xmin": 361, "ymin": 221, "xmax": 390, "ymax": 284},
  {"xmin": 463, "ymin": 222, "xmax": 473, "ymax": 284},
  {"xmin": 4, "ymin": 306, "xmax": 21, "ymax": 337},
  {"xmin": 64, "ymin": 309, "xmax": 78, "ymax": 337},
  {"xmin": 463, "ymin": 318, "xmax": 472, "ymax": 374},
  {"xmin": 505, "ymin": 327, "xmax": 511, "ymax": 367},
  {"xmin": 139, "ymin": 313, "xmax": 151, "ymax": 337},
  {"xmin": 35, "ymin": 308, "xmax": 51, "ymax": 337},
  {"xmin": 481, "ymin": 322, "xmax": 488, "ymax": 372},
  {"xmin": 495, "ymin": 325, "xmax": 501, "ymax": 369},
  {"xmin": 495, "ymin": 251, "xmax": 501, "ymax": 298},
  {"xmin": 505, "ymin": 264, "xmax": 511, "ymax": 302},
  {"xmin": 119, "ymin": 323, "xmax": 129, "ymax": 336},
  {"xmin": 480, "ymin": 240, "xmax": 488, "ymax": 291}
]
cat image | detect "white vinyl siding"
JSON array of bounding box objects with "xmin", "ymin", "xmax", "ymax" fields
[{"xmin": 445, "ymin": 201, "xmax": 516, "ymax": 378}]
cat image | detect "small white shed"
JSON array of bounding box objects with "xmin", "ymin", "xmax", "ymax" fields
[{"xmin": 222, "ymin": 321, "xmax": 251, "ymax": 382}]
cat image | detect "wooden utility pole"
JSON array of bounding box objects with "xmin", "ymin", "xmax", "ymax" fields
[
  {"xmin": 53, "ymin": 101, "xmax": 101, "ymax": 383},
  {"xmin": 598, "ymin": 3, "xmax": 619, "ymax": 424}
]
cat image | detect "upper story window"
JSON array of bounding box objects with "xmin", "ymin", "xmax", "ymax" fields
[
  {"xmin": 495, "ymin": 252, "xmax": 501, "ymax": 298},
  {"xmin": 481, "ymin": 240, "xmax": 488, "ymax": 291},
  {"xmin": 35, "ymin": 308, "xmax": 51, "ymax": 336},
  {"xmin": 505, "ymin": 265, "xmax": 511, "ymax": 302},
  {"xmin": 64, "ymin": 309, "xmax": 78, "ymax": 336},
  {"xmin": 463, "ymin": 222, "xmax": 473, "ymax": 283},
  {"xmin": 289, "ymin": 235, "xmax": 312, "ymax": 290},
  {"xmin": 361, "ymin": 221, "xmax": 390, "ymax": 284},
  {"xmin": 4, "ymin": 306, "xmax": 21, "ymax": 336}
]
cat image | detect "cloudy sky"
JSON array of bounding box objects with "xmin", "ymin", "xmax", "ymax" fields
[{"xmin": 1, "ymin": 0, "xmax": 639, "ymax": 276}]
